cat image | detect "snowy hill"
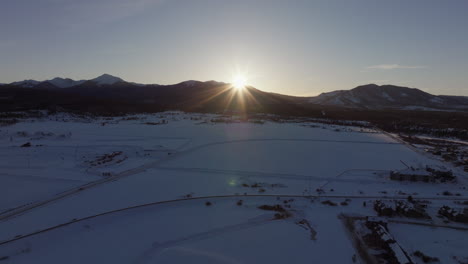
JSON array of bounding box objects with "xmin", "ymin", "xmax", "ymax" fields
[
  {"xmin": 89, "ymin": 74, "xmax": 124, "ymax": 85},
  {"xmin": 10, "ymin": 79, "xmax": 41, "ymax": 88},
  {"xmin": 8, "ymin": 74, "xmax": 127, "ymax": 88},
  {"xmin": 45, "ymin": 77, "xmax": 86, "ymax": 88},
  {"xmin": 308, "ymin": 84, "xmax": 468, "ymax": 110}
]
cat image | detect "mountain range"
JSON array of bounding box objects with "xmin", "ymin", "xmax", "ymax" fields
[
  {"xmin": 309, "ymin": 84, "xmax": 468, "ymax": 111},
  {"xmin": 12, "ymin": 74, "xmax": 123, "ymax": 89},
  {"xmin": 2, "ymin": 74, "xmax": 468, "ymax": 112}
]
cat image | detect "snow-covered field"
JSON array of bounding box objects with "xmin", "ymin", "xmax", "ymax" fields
[
  {"xmin": 0, "ymin": 112, "xmax": 467, "ymax": 263},
  {"xmin": 389, "ymin": 222, "xmax": 468, "ymax": 264}
]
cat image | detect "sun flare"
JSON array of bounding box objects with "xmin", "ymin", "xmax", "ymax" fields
[{"xmin": 232, "ymin": 75, "xmax": 247, "ymax": 90}]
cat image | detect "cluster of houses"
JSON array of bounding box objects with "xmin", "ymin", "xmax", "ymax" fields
[
  {"xmin": 400, "ymin": 134, "xmax": 468, "ymax": 172},
  {"xmin": 360, "ymin": 218, "xmax": 412, "ymax": 264},
  {"xmin": 428, "ymin": 145, "xmax": 468, "ymax": 172},
  {"xmin": 390, "ymin": 166, "xmax": 455, "ymax": 183},
  {"xmin": 373, "ymin": 200, "xmax": 429, "ymax": 219},
  {"xmin": 438, "ymin": 206, "xmax": 468, "ymax": 223}
]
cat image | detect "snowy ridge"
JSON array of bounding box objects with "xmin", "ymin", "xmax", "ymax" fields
[
  {"xmin": 4, "ymin": 77, "xmax": 468, "ymax": 111},
  {"xmin": 8, "ymin": 74, "xmax": 128, "ymax": 88},
  {"xmin": 46, "ymin": 77, "xmax": 86, "ymax": 88},
  {"xmin": 308, "ymin": 84, "xmax": 468, "ymax": 110},
  {"xmin": 90, "ymin": 74, "xmax": 124, "ymax": 85},
  {"xmin": 10, "ymin": 80, "xmax": 41, "ymax": 88}
]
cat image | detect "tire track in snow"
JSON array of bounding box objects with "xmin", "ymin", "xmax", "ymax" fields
[{"xmin": 133, "ymin": 215, "xmax": 273, "ymax": 264}]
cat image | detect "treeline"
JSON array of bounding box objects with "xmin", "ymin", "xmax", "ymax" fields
[{"xmin": 1, "ymin": 84, "xmax": 467, "ymax": 139}]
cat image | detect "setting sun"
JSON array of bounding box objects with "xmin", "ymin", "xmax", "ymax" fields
[{"xmin": 232, "ymin": 75, "xmax": 247, "ymax": 90}]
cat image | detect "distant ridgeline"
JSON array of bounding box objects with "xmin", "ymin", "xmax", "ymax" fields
[{"xmin": 1, "ymin": 75, "xmax": 468, "ymax": 139}]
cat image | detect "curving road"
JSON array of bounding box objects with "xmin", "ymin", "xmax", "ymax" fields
[{"xmin": 1, "ymin": 193, "xmax": 467, "ymax": 246}]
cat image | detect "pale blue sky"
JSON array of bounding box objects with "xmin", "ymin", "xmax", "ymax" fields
[{"xmin": 1, "ymin": 0, "xmax": 467, "ymax": 96}]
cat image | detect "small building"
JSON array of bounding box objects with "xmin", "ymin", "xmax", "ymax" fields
[
  {"xmin": 438, "ymin": 206, "xmax": 468, "ymax": 223},
  {"xmin": 390, "ymin": 168, "xmax": 435, "ymax": 182},
  {"xmin": 390, "ymin": 165, "xmax": 454, "ymax": 183}
]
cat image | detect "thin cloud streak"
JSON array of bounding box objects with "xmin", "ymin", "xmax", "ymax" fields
[{"xmin": 367, "ymin": 64, "xmax": 427, "ymax": 70}]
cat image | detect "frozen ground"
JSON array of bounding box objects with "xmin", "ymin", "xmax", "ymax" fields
[
  {"xmin": 0, "ymin": 112, "xmax": 467, "ymax": 263},
  {"xmin": 389, "ymin": 222, "xmax": 468, "ymax": 264},
  {"xmin": 0, "ymin": 197, "xmax": 361, "ymax": 264}
]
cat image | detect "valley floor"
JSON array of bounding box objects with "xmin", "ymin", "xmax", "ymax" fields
[{"xmin": 0, "ymin": 112, "xmax": 467, "ymax": 264}]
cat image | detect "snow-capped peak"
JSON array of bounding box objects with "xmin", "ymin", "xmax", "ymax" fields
[
  {"xmin": 91, "ymin": 74, "xmax": 124, "ymax": 85},
  {"xmin": 47, "ymin": 77, "xmax": 86, "ymax": 88}
]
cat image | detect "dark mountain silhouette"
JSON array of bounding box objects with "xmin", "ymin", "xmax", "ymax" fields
[
  {"xmin": 2, "ymin": 75, "xmax": 468, "ymax": 113},
  {"xmin": 2, "ymin": 76, "xmax": 468, "ymax": 141},
  {"xmin": 0, "ymin": 76, "xmax": 305, "ymax": 114}
]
